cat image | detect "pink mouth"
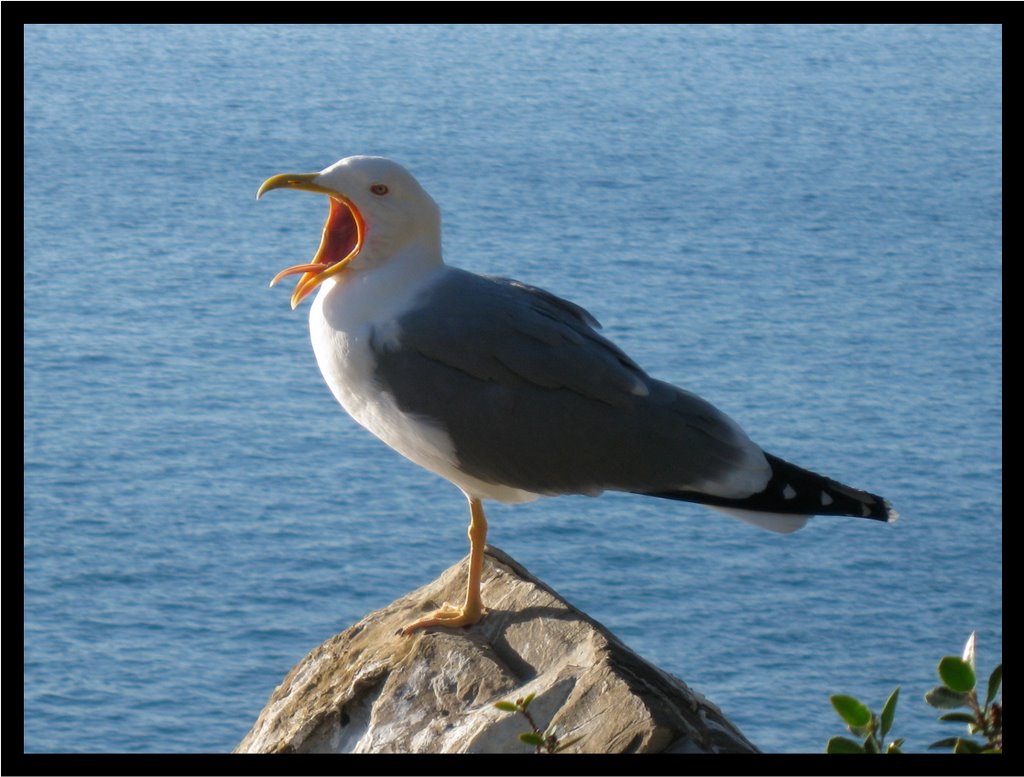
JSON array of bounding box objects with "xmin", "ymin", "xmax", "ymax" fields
[{"xmin": 269, "ymin": 196, "xmax": 365, "ymax": 307}]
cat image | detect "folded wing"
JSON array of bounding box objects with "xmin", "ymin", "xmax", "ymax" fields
[{"xmin": 370, "ymin": 269, "xmax": 772, "ymax": 500}]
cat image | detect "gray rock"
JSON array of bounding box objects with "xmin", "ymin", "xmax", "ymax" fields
[{"xmin": 235, "ymin": 546, "xmax": 758, "ymax": 754}]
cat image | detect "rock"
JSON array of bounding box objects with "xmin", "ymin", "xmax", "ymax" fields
[{"xmin": 235, "ymin": 546, "xmax": 758, "ymax": 754}]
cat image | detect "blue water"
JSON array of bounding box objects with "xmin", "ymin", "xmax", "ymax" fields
[{"xmin": 24, "ymin": 24, "xmax": 1001, "ymax": 754}]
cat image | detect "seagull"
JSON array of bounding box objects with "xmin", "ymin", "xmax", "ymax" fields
[{"xmin": 257, "ymin": 156, "xmax": 896, "ymax": 635}]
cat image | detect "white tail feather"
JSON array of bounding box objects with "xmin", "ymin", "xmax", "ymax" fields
[{"xmin": 709, "ymin": 505, "xmax": 811, "ymax": 534}]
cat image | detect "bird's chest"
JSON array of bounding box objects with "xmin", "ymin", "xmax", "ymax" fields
[
  {"xmin": 309, "ymin": 317, "xmax": 380, "ymax": 424},
  {"xmin": 307, "ymin": 279, "xmax": 458, "ymax": 472}
]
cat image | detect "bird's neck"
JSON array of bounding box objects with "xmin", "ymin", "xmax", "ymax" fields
[
  {"xmin": 360, "ymin": 232, "xmax": 444, "ymax": 282},
  {"xmin": 315, "ymin": 236, "xmax": 447, "ymax": 329},
  {"xmin": 362, "ymin": 221, "xmax": 442, "ymax": 267}
]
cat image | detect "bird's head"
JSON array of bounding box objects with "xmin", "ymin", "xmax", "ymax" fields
[{"xmin": 258, "ymin": 156, "xmax": 441, "ymax": 308}]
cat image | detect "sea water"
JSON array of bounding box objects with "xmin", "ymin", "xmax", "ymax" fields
[{"xmin": 24, "ymin": 24, "xmax": 1001, "ymax": 753}]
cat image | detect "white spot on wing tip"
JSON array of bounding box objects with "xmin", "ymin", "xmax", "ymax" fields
[
  {"xmin": 886, "ymin": 503, "xmax": 900, "ymax": 523},
  {"xmin": 820, "ymin": 491, "xmax": 834, "ymax": 506},
  {"xmin": 631, "ymin": 381, "xmax": 649, "ymax": 397},
  {"xmin": 783, "ymin": 484, "xmax": 796, "ymax": 500}
]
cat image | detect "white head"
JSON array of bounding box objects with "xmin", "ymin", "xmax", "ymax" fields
[{"xmin": 258, "ymin": 156, "xmax": 442, "ymax": 308}]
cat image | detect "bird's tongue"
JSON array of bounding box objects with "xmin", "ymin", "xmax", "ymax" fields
[
  {"xmin": 269, "ymin": 197, "xmax": 361, "ymax": 292},
  {"xmin": 313, "ymin": 197, "xmax": 360, "ymax": 267}
]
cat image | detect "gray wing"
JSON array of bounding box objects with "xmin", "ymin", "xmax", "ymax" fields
[{"xmin": 370, "ymin": 268, "xmax": 769, "ymax": 498}]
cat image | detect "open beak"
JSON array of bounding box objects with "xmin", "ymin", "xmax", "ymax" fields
[{"xmin": 257, "ymin": 172, "xmax": 365, "ymax": 309}]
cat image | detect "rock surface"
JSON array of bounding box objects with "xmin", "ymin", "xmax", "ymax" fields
[{"xmin": 235, "ymin": 546, "xmax": 758, "ymax": 754}]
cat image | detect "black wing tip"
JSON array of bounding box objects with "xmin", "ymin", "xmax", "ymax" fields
[
  {"xmin": 642, "ymin": 454, "xmax": 899, "ymax": 525},
  {"xmin": 858, "ymin": 495, "xmax": 899, "ymax": 524},
  {"xmin": 762, "ymin": 452, "xmax": 898, "ymax": 523}
]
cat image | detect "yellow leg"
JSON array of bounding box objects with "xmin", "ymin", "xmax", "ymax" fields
[{"xmin": 402, "ymin": 496, "xmax": 489, "ymax": 634}]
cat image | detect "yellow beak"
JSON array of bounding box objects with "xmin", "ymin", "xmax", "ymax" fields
[{"xmin": 257, "ymin": 173, "xmax": 365, "ymax": 309}]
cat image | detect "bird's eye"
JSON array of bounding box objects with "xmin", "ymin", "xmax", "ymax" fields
[{"xmin": 370, "ymin": 184, "xmax": 389, "ymax": 196}]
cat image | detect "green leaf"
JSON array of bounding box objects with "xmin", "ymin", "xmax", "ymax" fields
[
  {"xmin": 938, "ymin": 656, "xmax": 976, "ymax": 693},
  {"xmin": 519, "ymin": 732, "xmax": 545, "ymax": 747},
  {"xmin": 863, "ymin": 734, "xmax": 880, "ymax": 753},
  {"xmin": 986, "ymin": 664, "xmax": 1002, "ymax": 706},
  {"xmin": 886, "ymin": 738, "xmax": 905, "ymax": 754},
  {"xmin": 826, "ymin": 736, "xmax": 865, "ymax": 754},
  {"xmin": 847, "ymin": 712, "xmax": 877, "ymax": 740},
  {"xmin": 938, "ymin": 712, "xmax": 976, "ymax": 725},
  {"xmin": 521, "ymin": 691, "xmax": 536, "ymax": 709},
  {"xmin": 880, "ymin": 687, "xmax": 900, "ymax": 738},
  {"xmin": 831, "ymin": 695, "xmax": 872, "ymax": 728},
  {"xmin": 494, "ymin": 701, "xmax": 519, "ymax": 713},
  {"xmin": 925, "ymin": 685, "xmax": 971, "ymax": 709},
  {"xmin": 928, "ymin": 737, "xmax": 961, "ymax": 750},
  {"xmin": 953, "ymin": 737, "xmax": 983, "ymax": 754}
]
